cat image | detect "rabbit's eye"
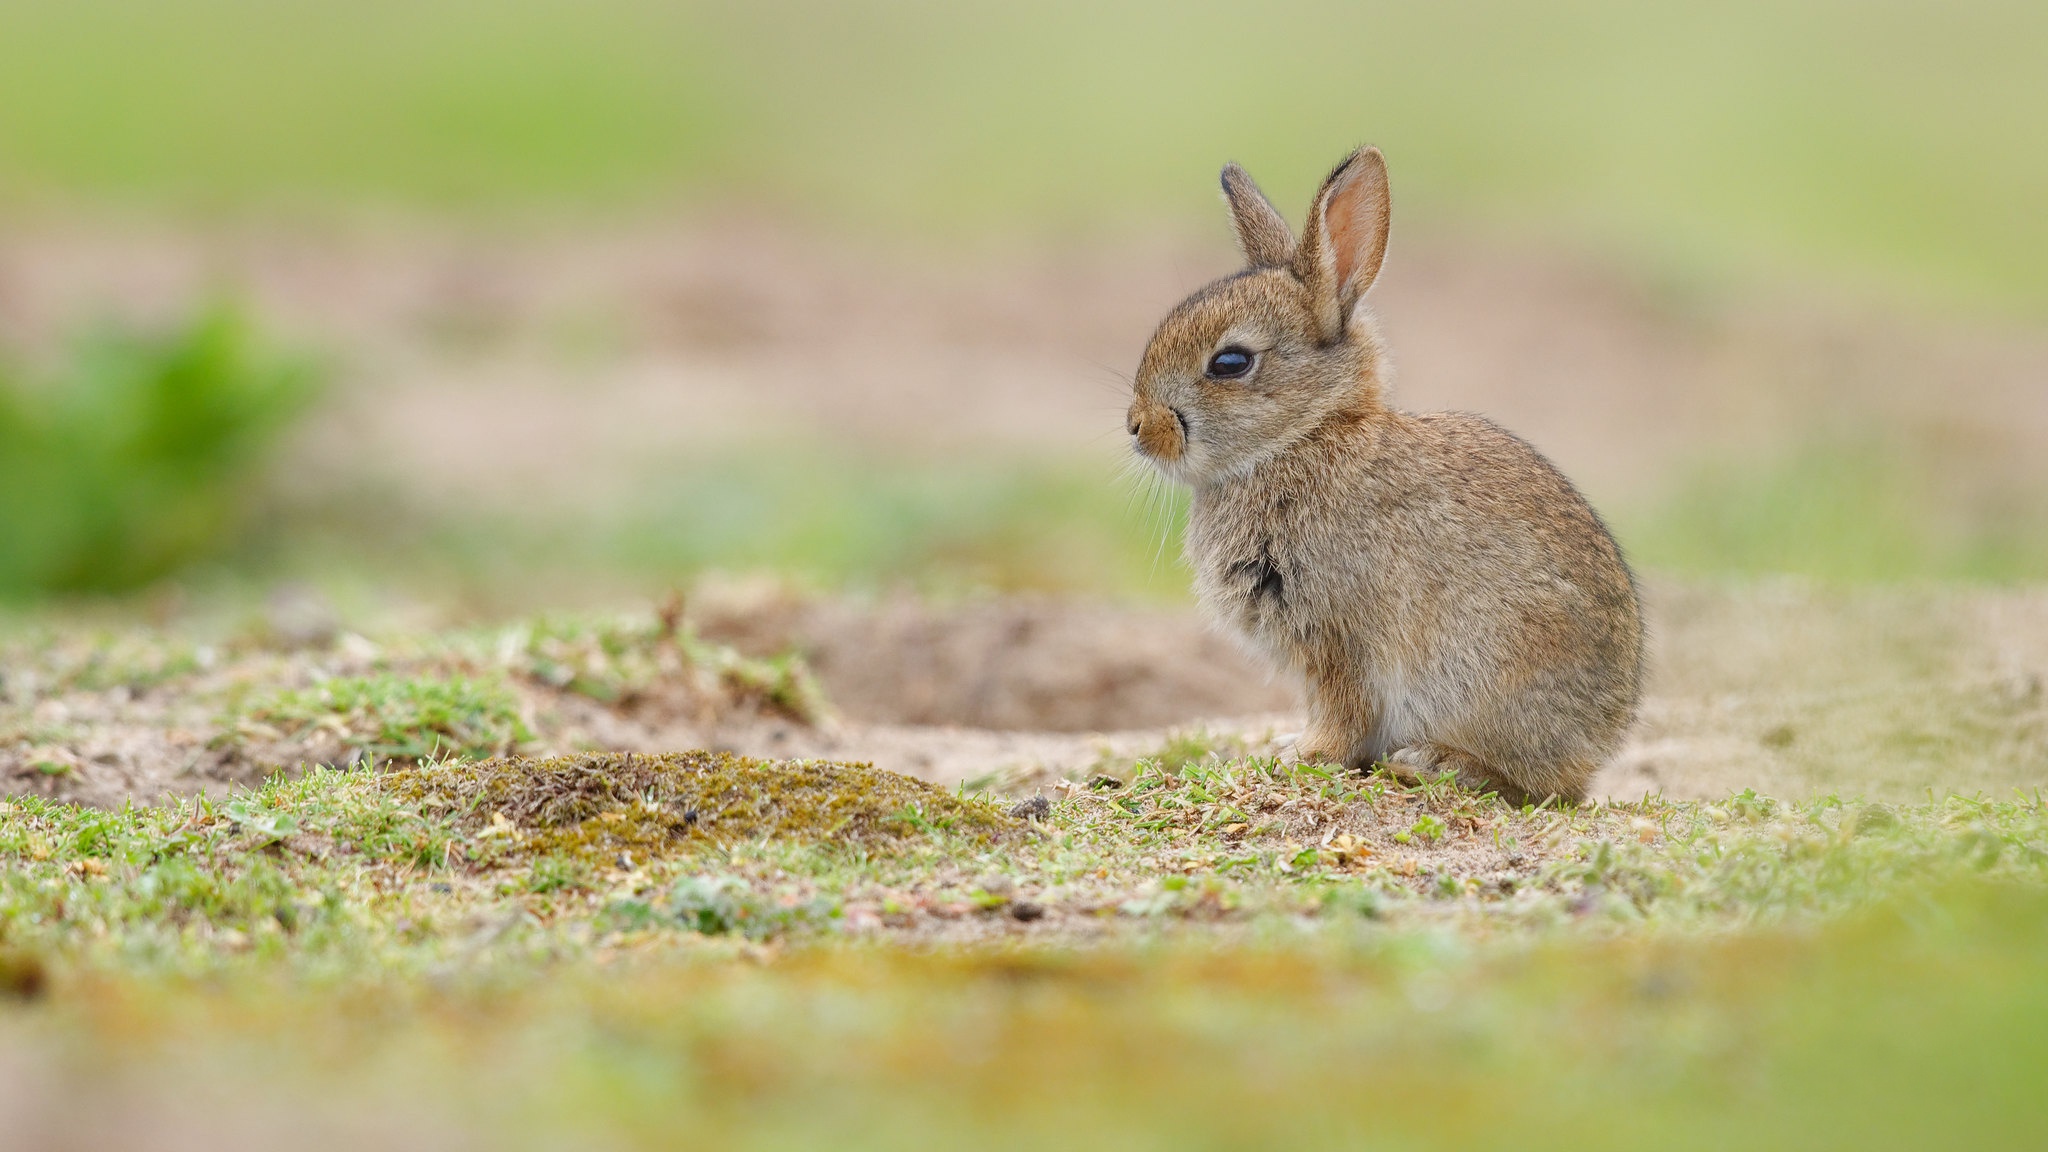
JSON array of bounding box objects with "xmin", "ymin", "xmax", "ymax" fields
[{"xmin": 1205, "ymin": 347, "xmax": 1255, "ymax": 380}]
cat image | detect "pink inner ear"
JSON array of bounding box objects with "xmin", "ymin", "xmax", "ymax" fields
[{"xmin": 1325, "ymin": 179, "xmax": 1368, "ymax": 290}]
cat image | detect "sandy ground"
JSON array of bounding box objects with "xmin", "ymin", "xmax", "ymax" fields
[
  {"xmin": 2, "ymin": 215, "xmax": 2046, "ymax": 803},
  {"xmin": 6, "ymin": 576, "xmax": 2045, "ymax": 806},
  {"xmin": 685, "ymin": 578, "xmax": 2048, "ymax": 803}
]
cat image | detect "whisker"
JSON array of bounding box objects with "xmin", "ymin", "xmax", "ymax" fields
[
  {"xmin": 1083, "ymin": 359, "xmax": 1136, "ymax": 386},
  {"xmin": 1143, "ymin": 471, "xmax": 1180, "ymax": 577},
  {"xmin": 1107, "ymin": 446, "xmax": 1188, "ymax": 588}
]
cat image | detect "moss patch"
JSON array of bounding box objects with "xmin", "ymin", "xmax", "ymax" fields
[
  {"xmin": 228, "ymin": 673, "xmax": 532, "ymax": 766},
  {"xmin": 501, "ymin": 611, "xmax": 826, "ymax": 723},
  {"xmin": 382, "ymin": 751, "xmax": 1020, "ymax": 873}
]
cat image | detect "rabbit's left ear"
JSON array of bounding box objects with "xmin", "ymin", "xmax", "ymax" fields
[{"xmin": 1295, "ymin": 147, "xmax": 1390, "ymax": 341}]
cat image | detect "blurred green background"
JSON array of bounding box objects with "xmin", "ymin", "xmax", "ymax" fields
[
  {"xmin": 1, "ymin": 0, "xmax": 2045, "ymax": 602},
  {"xmin": 5, "ymin": 0, "xmax": 2044, "ymax": 307}
]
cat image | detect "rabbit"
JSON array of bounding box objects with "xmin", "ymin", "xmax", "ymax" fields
[{"xmin": 1125, "ymin": 146, "xmax": 1644, "ymax": 804}]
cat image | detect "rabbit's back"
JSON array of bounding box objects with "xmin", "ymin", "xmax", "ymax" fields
[{"xmin": 1187, "ymin": 409, "xmax": 1644, "ymax": 779}]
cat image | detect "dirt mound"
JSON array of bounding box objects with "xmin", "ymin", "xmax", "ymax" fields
[
  {"xmin": 690, "ymin": 579, "xmax": 2048, "ymax": 803},
  {"xmin": 382, "ymin": 751, "xmax": 1020, "ymax": 868},
  {"xmin": 693, "ymin": 584, "xmax": 1294, "ymax": 731}
]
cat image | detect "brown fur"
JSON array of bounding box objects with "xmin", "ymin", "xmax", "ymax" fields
[{"xmin": 1127, "ymin": 147, "xmax": 1644, "ymax": 803}]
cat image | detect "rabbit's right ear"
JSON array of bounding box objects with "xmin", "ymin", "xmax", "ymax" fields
[{"xmin": 1221, "ymin": 163, "xmax": 1294, "ymax": 268}]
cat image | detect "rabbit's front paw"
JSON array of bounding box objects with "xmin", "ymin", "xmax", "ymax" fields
[
  {"xmin": 1388, "ymin": 743, "xmax": 1532, "ymax": 804},
  {"xmin": 1385, "ymin": 745, "xmax": 1442, "ymax": 771},
  {"xmin": 1288, "ymin": 730, "xmax": 1348, "ymax": 766},
  {"xmin": 1379, "ymin": 744, "xmax": 1440, "ymax": 786}
]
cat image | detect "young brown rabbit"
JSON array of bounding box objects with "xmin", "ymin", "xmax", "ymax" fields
[{"xmin": 1126, "ymin": 147, "xmax": 1644, "ymax": 803}]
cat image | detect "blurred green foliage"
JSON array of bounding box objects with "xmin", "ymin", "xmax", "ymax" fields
[
  {"xmin": 1, "ymin": 2, "xmax": 2039, "ymax": 597},
  {"xmin": 330, "ymin": 451, "xmax": 1195, "ymax": 602},
  {"xmin": 0, "ymin": 311, "xmax": 317, "ymax": 597},
  {"xmin": 0, "ymin": 1, "xmax": 2043, "ymax": 311},
  {"xmin": 1619, "ymin": 435, "xmax": 2048, "ymax": 584},
  {"xmin": 609, "ymin": 453, "xmax": 1189, "ymax": 598},
  {"xmin": 279, "ymin": 437, "xmax": 2048, "ymax": 606},
  {"xmin": 617, "ymin": 445, "xmax": 2048, "ymax": 591}
]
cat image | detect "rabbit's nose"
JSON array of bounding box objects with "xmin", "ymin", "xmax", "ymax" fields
[{"xmin": 1127, "ymin": 397, "xmax": 1186, "ymax": 461}]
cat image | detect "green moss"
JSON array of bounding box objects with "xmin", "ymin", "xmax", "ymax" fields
[
  {"xmin": 381, "ymin": 751, "xmax": 1021, "ymax": 876},
  {"xmin": 5, "ymin": 628, "xmax": 203, "ymax": 695},
  {"xmin": 231, "ymin": 673, "xmax": 532, "ymax": 765},
  {"xmin": 499, "ymin": 613, "xmax": 826, "ymax": 722},
  {"xmin": 601, "ymin": 873, "xmax": 843, "ymax": 940}
]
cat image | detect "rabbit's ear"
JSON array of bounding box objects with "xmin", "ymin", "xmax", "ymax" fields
[
  {"xmin": 1221, "ymin": 163, "xmax": 1294, "ymax": 268},
  {"xmin": 1294, "ymin": 147, "xmax": 1391, "ymax": 341}
]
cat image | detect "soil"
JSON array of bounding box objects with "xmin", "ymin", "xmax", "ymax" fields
[
  {"xmin": 684, "ymin": 577, "xmax": 2048, "ymax": 803},
  {"xmin": 6, "ymin": 576, "xmax": 2046, "ymax": 807}
]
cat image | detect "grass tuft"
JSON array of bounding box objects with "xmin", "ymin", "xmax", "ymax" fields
[
  {"xmin": 227, "ymin": 673, "xmax": 532, "ymax": 766},
  {"xmin": 500, "ymin": 610, "xmax": 826, "ymax": 722}
]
